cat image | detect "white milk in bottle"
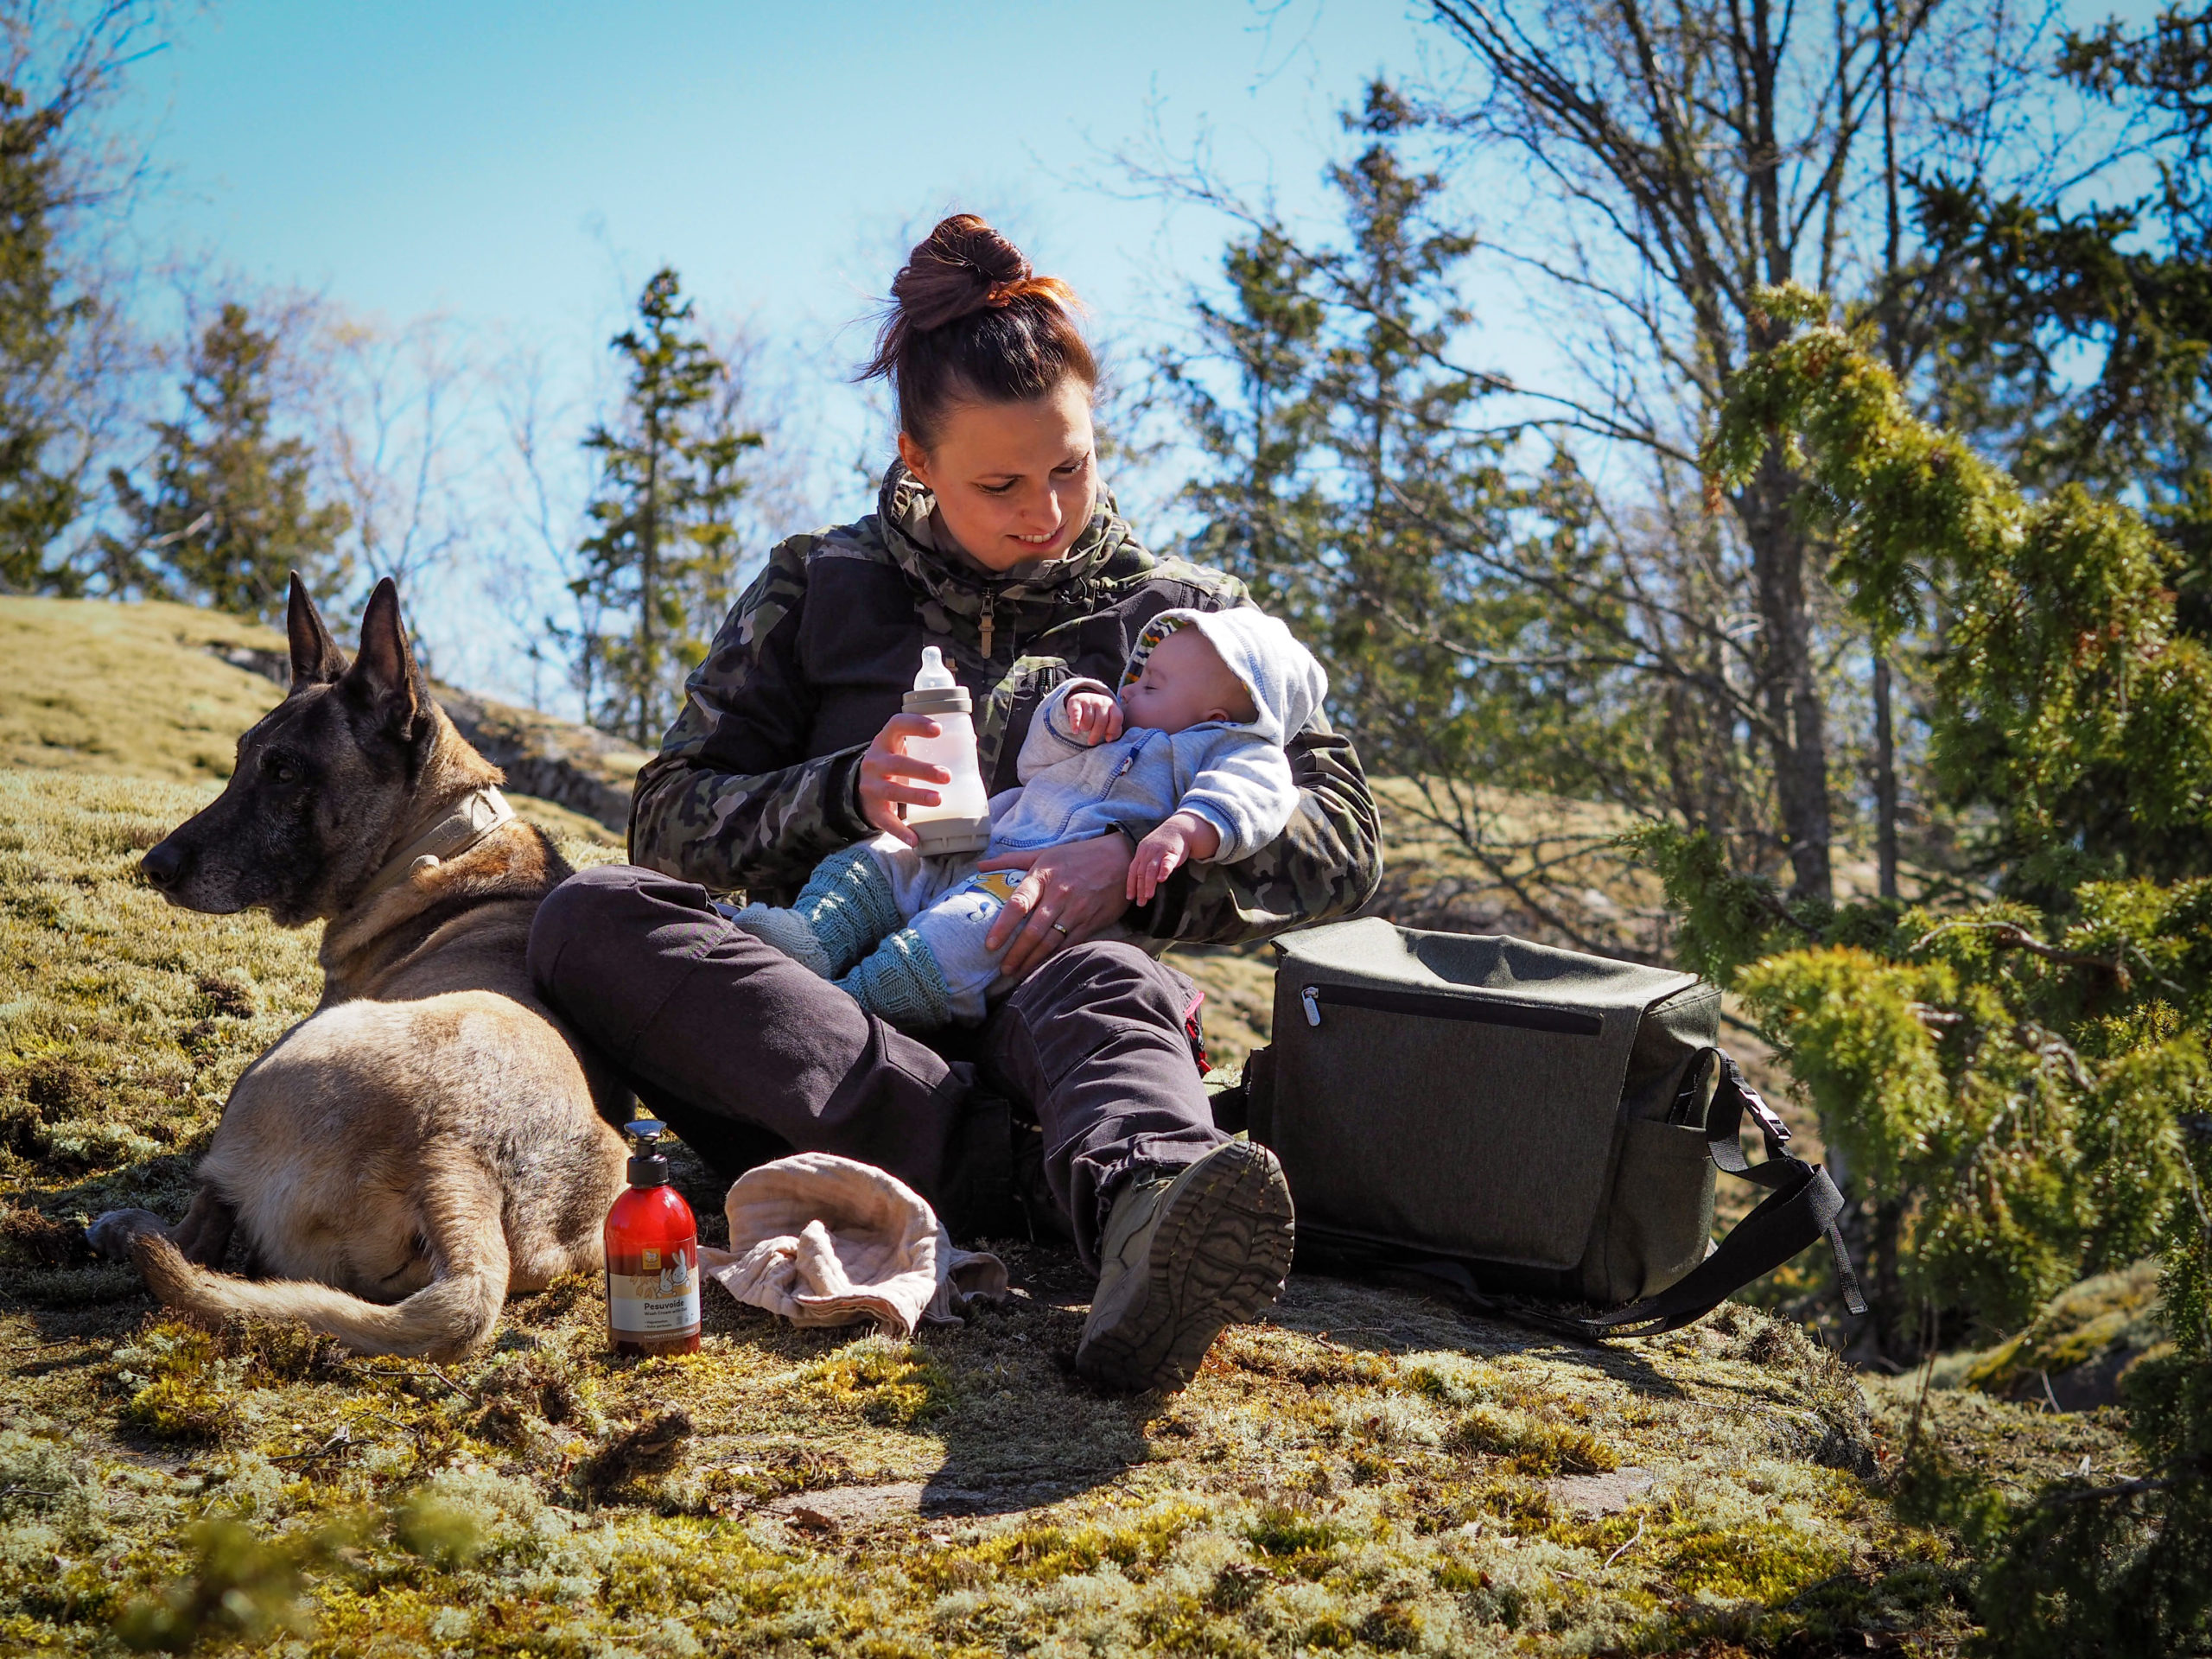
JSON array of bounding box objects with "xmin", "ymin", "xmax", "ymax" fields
[{"xmin": 899, "ymin": 647, "xmax": 990, "ymax": 855}]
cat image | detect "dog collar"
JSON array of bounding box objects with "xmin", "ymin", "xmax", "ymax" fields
[{"xmin": 353, "ymin": 786, "xmax": 517, "ymax": 907}]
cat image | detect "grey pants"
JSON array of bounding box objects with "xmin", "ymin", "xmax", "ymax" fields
[{"xmin": 526, "ymin": 862, "xmax": 1228, "ymax": 1265}]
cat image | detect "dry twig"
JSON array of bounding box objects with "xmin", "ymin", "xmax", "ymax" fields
[{"xmin": 1603, "ymin": 1516, "xmax": 1646, "ymax": 1569}]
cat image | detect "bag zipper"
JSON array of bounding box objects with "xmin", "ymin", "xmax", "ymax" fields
[{"xmin": 1297, "ymin": 981, "xmax": 1603, "ymax": 1037}]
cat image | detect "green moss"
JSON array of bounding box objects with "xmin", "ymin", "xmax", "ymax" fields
[
  {"xmin": 116, "ymin": 1516, "xmax": 362, "ymax": 1652},
  {"xmin": 1450, "ymin": 1474, "xmax": 1556, "ymax": 1531},
  {"xmin": 1960, "ymin": 1259, "xmax": 2165, "ymax": 1397},
  {"xmin": 807, "ymin": 1338, "xmax": 956, "ymax": 1428},
  {"xmin": 918, "ymin": 1504, "xmax": 1205, "ymax": 1592},
  {"xmin": 1347, "ymin": 1446, "xmax": 1394, "ymax": 1484},
  {"xmin": 1446, "ymin": 1404, "xmax": 1621, "ymax": 1475},
  {"xmin": 1244, "ymin": 1501, "xmax": 1344, "ymax": 1558},
  {"xmin": 118, "ymin": 1375, "xmax": 234, "ymax": 1445},
  {"xmin": 1660, "ymin": 1522, "xmax": 1847, "ymax": 1600},
  {"xmin": 1357, "ymin": 1599, "xmax": 1423, "ymax": 1649},
  {"xmin": 1433, "ymin": 1558, "xmax": 1484, "ymax": 1592},
  {"xmin": 115, "ymin": 1324, "xmax": 238, "ymax": 1444},
  {"xmin": 392, "ymin": 1493, "xmax": 480, "ymax": 1567}
]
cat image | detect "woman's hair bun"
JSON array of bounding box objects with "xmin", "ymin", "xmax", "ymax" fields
[
  {"xmin": 890, "ymin": 213, "xmax": 1033, "ymax": 333},
  {"xmin": 862, "ymin": 213, "xmax": 1096, "ymax": 447}
]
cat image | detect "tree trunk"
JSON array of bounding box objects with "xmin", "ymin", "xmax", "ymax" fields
[
  {"xmin": 1874, "ymin": 654, "xmax": 1899, "ymax": 900},
  {"xmin": 639, "ymin": 429, "xmax": 660, "ymax": 749},
  {"xmin": 1740, "ymin": 450, "xmax": 1834, "ymax": 903}
]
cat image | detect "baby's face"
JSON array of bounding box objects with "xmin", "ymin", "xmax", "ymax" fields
[{"xmin": 1120, "ymin": 626, "xmax": 1256, "ymax": 734}]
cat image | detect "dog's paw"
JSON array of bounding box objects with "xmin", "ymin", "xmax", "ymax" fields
[{"xmin": 86, "ymin": 1208, "xmax": 169, "ymax": 1259}]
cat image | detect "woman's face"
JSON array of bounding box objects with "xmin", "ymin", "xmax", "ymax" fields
[{"xmin": 897, "ymin": 376, "xmax": 1097, "ymax": 574}]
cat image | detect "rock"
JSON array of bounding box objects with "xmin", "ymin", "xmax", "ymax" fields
[
  {"xmin": 1960, "ymin": 1261, "xmax": 2166, "ymax": 1412},
  {"xmin": 763, "ymin": 1474, "xmax": 1078, "ymax": 1529},
  {"xmin": 431, "ymin": 684, "xmax": 649, "ymax": 834},
  {"xmin": 1548, "ymin": 1466, "xmax": 1653, "ymax": 1516},
  {"xmin": 767, "ymin": 1484, "xmax": 930, "ymax": 1529}
]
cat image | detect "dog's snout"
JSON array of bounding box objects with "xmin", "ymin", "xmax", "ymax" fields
[{"xmin": 141, "ymin": 838, "xmax": 190, "ymax": 891}]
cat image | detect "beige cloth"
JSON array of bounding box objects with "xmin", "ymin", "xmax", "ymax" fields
[{"xmin": 697, "ymin": 1152, "xmax": 1008, "ymax": 1336}]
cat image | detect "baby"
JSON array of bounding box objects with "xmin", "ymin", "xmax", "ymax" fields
[{"xmin": 723, "ymin": 607, "xmax": 1328, "ymax": 1030}]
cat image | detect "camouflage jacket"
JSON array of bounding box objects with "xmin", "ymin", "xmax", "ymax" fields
[{"xmin": 628, "ymin": 465, "xmax": 1382, "ymax": 946}]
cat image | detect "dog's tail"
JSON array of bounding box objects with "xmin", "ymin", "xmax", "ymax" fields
[{"xmin": 130, "ymin": 1177, "xmax": 512, "ymax": 1362}]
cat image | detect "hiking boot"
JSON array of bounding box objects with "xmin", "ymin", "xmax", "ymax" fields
[{"xmin": 1074, "ymin": 1139, "xmax": 1294, "ymax": 1393}]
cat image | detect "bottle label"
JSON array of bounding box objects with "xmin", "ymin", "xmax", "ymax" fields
[{"xmin": 607, "ymin": 1242, "xmax": 701, "ymax": 1338}]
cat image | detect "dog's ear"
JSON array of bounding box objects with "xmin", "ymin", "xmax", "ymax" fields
[
  {"xmin": 344, "ymin": 577, "xmax": 429, "ymax": 740},
  {"xmin": 286, "ymin": 572, "xmax": 347, "ymax": 689}
]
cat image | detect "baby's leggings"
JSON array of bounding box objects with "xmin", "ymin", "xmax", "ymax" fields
[{"xmin": 722, "ymin": 832, "xmax": 1022, "ymax": 1029}]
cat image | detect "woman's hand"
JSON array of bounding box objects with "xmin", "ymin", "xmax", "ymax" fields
[
  {"xmin": 976, "ymin": 831, "xmax": 1135, "ymax": 979},
  {"xmin": 856, "ymin": 712, "xmax": 951, "ymax": 849}
]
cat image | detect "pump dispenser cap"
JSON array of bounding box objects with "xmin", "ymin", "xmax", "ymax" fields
[{"xmin": 623, "ymin": 1117, "xmax": 671, "ymax": 1188}]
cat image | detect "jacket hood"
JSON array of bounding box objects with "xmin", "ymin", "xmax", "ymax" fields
[
  {"xmin": 875, "ymin": 463, "xmax": 1128, "ymax": 631},
  {"xmin": 1121, "ymin": 606, "xmax": 1329, "ymax": 746}
]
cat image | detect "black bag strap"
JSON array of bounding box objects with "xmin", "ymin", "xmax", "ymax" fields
[{"xmin": 1570, "ymin": 1051, "xmax": 1866, "ymax": 1338}]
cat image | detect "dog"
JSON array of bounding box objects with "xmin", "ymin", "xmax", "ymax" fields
[{"xmin": 88, "ymin": 575, "xmax": 632, "ymax": 1359}]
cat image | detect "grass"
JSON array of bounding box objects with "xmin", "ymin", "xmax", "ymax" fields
[
  {"xmin": 0, "ymin": 594, "xmax": 2114, "ymax": 1654},
  {"xmin": 0, "ymin": 596, "xmax": 623, "ymax": 848},
  {"xmin": 0, "ymin": 598, "xmax": 290, "ymax": 785}
]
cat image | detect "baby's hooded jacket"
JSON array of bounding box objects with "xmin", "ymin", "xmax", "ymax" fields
[{"xmin": 988, "ymin": 607, "xmax": 1330, "ymax": 864}]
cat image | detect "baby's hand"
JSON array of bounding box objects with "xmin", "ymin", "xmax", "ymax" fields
[
  {"xmin": 1127, "ymin": 811, "xmax": 1223, "ymax": 904},
  {"xmin": 1065, "ymin": 690, "xmax": 1124, "ymax": 746}
]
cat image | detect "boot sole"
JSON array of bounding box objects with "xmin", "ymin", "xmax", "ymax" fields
[{"xmin": 1076, "ymin": 1141, "xmax": 1294, "ymax": 1393}]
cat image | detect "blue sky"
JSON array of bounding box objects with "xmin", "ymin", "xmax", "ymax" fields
[
  {"xmin": 105, "ymin": 1, "xmax": 1448, "ymax": 698},
  {"xmin": 120, "ymin": 1, "xmax": 1436, "ymax": 384},
  {"xmin": 101, "ymin": 0, "xmax": 2158, "ymax": 706}
]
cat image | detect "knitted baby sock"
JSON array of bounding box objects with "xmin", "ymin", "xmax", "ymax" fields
[
  {"xmin": 836, "ymin": 926, "xmax": 957, "ymax": 1032},
  {"xmin": 796, "ymin": 843, "xmax": 905, "ymax": 972},
  {"xmin": 720, "ymin": 900, "xmax": 837, "ymax": 978},
  {"xmin": 722, "ymin": 842, "xmax": 903, "ymax": 978}
]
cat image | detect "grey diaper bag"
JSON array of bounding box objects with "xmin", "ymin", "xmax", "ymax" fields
[{"xmin": 1230, "ymin": 917, "xmax": 1865, "ymax": 1337}]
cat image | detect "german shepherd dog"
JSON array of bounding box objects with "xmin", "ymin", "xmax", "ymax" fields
[{"xmin": 88, "ymin": 575, "xmax": 631, "ymax": 1358}]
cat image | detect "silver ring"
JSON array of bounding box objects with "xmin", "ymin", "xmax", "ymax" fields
[{"xmin": 1052, "ymin": 923, "xmax": 1070, "ymax": 935}]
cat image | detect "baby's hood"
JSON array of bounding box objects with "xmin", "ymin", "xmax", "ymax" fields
[{"xmin": 1121, "ymin": 606, "xmax": 1329, "ymax": 745}]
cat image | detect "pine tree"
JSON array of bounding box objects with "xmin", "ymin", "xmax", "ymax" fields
[
  {"xmin": 1176, "ymin": 84, "xmax": 1522, "ymax": 784},
  {"xmin": 575, "ymin": 268, "xmax": 761, "ymax": 745},
  {"xmin": 1306, "ymin": 87, "xmax": 1497, "ymax": 780},
  {"xmin": 1171, "ymin": 86, "xmax": 1662, "ymax": 945},
  {"xmin": 1646, "ymin": 289, "xmax": 2212, "ymax": 1645},
  {"xmin": 100, "ymin": 304, "xmax": 350, "ymax": 624},
  {"xmin": 1166, "ymin": 224, "xmax": 1331, "ymax": 614},
  {"xmin": 0, "ymin": 79, "xmax": 91, "ymax": 593}
]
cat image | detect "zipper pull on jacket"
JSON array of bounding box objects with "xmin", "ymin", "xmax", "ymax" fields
[{"xmin": 980, "ymin": 594, "xmax": 995, "ymax": 659}]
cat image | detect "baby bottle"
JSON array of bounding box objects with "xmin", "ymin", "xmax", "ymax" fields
[
  {"xmin": 604, "ymin": 1118, "xmax": 701, "ymax": 1357},
  {"xmin": 899, "ymin": 646, "xmax": 991, "ymax": 855}
]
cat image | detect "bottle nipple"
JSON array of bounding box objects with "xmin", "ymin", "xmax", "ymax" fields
[{"xmin": 913, "ymin": 646, "xmax": 956, "ymax": 691}]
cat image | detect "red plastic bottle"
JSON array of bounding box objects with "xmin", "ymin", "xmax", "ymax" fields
[{"xmin": 604, "ymin": 1118, "xmax": 701, "ymax": 1357}]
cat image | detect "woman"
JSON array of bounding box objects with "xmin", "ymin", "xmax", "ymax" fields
[{"xmin": 529, "ymin": 215, "xmax": 1381, "ymax": 1393}]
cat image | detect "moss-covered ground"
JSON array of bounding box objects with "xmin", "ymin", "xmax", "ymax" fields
[{"xmin": 0, "ymin": 597, "xmax": 2118, "ymax": 1652}]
